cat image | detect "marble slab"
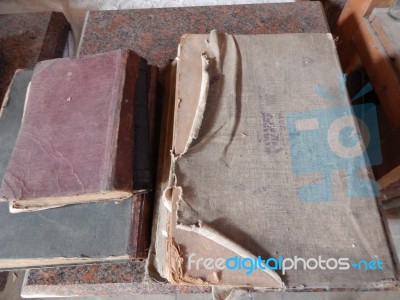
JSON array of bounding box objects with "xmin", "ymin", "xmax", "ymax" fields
[
  {"xmin": 78, "ymin": 2, "xmax": 329, "ymax": 67},
  {"xmin": 22, "ymin": 261, "xmax": 210, "ymax": 298},
  {"xmin": 0, "ymin": 12, "xmax": 69, "ymax": 107}
]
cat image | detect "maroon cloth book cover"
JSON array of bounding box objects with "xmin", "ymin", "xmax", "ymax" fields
[{"xmin": 0, "ymin": 50, "xmax": 141, "ymax": 212}]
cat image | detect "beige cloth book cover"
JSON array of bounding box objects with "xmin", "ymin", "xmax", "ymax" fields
[{"xmin": 152, "ymin": 32, "xmax": 397, "ymax": 289}]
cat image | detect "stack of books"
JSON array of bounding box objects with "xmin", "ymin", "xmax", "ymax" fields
[{"xmin": 0, "ymin": 50, "xmax": 156, "ymax": 268}]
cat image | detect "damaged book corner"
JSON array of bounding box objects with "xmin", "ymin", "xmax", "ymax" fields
[{"xmin": 148, "ymin": 31, "xmax": 399, "ymax": 289}]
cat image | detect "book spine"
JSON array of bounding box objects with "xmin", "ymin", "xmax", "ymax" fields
[
  {"xmin": 128, "ymin": 193, "xmax": 152, "ymax": 258},
  {"xmin": 112, "ymin": 51, "xmax": 141, "ymax": 192}
]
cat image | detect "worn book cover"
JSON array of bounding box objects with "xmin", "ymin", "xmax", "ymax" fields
[
  {"xmin": 152, "ymin": 32, "xmax": 397, "ymax": 289},
  {"xmin": 369, "ymin": 8, "xmax": 400, "ymax": 75},
  {"xmin": 0, "ymin": 50, "xmax": 145, "ymax": 212},
  {"xmin": 0, "ymin": 196, "xmax": 147, "ymax": 269},
  {"xmin": 0, "ymin": 69, "xmax": 33, "ymax": 188}
]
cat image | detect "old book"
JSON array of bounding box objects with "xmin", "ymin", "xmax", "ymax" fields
[
  {"xmin": 0, "ymin": 50, "xmax": 143, "ymax": 212},
  {"xmin": 0, "ymin": 12, "xmax": 69, "ymax": 107},
  {"xmin": 0, "ymin": 69, "xmax": 33, "ymax": 186},
  {"xmin": 369, "ymin": 8, "xmax": 400, "ymax": 76},
  {"xmin": 0, "ymin": 197, "xmax": 144, "ymax": 269},
  {"xmin": 153, "ymin": 32, "xmax": 397, "ymax": 289}
]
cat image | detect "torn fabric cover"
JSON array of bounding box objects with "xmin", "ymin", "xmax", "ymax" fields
[{"xmin": 153, "ymin": 31, "xmax": 397, "ymax": 289}]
